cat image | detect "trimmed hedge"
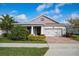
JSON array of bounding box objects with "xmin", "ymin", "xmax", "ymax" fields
[{"xmin": 27, "ymin": 34, "xmax": 46, "ymax": 41}]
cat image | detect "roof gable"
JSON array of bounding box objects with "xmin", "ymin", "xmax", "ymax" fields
[{"xmin": 28, "ymin": 15, "xmax": 59, "ymax": 25}]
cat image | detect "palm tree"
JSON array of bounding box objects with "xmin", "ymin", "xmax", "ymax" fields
[{"xmin": 0, "ymin": 14, "xmax": 15, "ymax": 34}]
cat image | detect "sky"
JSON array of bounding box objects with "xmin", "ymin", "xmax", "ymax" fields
[{"xmin": 0, "ymin": 3, "xmax": 79, "ymax": 23}]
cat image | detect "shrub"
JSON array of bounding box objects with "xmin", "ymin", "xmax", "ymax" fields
[
  {"xmin": 38, "ymin": 35, "xmax": 46, "ymax": 41},
  {"xmin": 27, "ymin": 34, "xmax": 46, "ymax": 41},
  {"xmin": 2, "ymin": 33, "xmax": 8, "ymax": 37},
  {"xmin": 8, "ymin": 25, "xmax": 29, "ymax": 40},
  {"xmin": 27, "ymin": 34, "xmax": 35, "ymax": 40},
  {"xmin": 40, "ymin": 34, "xmax": 45, "ymax": 36}
]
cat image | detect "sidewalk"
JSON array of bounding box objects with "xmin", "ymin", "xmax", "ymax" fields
[{"xmin": 0, "ymin": 43, "xmax": 48, "ymax": 47}]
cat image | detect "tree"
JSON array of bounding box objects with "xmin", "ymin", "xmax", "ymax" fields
[
  {"xmin": 68, "ymin": 18, "xmax": 79, "ymax": 27},
  {"xmin": 68, "ymin": 18, "xmax": 79, "ymax": 35},
  {"xmin": 0, "ymin": 14, "xmax": 15, "ymax": 35},
  {"xmin": 8, "ymin": 25, "xmax": 29, "ymax": 40}
]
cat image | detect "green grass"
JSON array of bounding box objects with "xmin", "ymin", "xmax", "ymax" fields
[
  {"xmin": 0, "ymin": 47, "xmax": 48, "ymax": 56},
  {"xmin": 0, "ymin": 38, "xmax": 46, "ymax": 43},
  {"xmin": 72, "ymin": 35, "xmax": 79, "ymax": 41}
]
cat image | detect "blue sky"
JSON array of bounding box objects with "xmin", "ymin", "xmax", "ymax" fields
[{"xmin": 0, "ymin": 3, "xmax": 79, "ymax": 23}]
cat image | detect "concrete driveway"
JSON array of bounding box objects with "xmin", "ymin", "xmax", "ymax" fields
[{"xmin": 45, "ymin": 37, "xmax": 79, "ymax": 56}]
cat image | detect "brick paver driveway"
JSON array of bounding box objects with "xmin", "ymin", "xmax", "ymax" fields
[
  {"xmin": 46, "ymin": 36, "xmax": 79, "ymax": 43},
  {"xmin": 45, "ymin": 36, "xmax": 79, "ymax": 56}
]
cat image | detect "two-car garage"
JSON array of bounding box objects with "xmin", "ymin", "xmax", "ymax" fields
[{"xmin": 43, "ymin": 27, "xmax": 66, "ymax": 36}]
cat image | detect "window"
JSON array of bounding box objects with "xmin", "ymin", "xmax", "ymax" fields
[{"xmin": 41, "ymin": 18, "xmax": 44, "ymax": 21}]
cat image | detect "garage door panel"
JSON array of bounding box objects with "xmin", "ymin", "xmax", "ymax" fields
[
  {"xmin": 44, "ymin": 28, "xmax": 62, "ymax": 36},
  {"xmin": 44, "ymin": 30, "xmax": 56, "ymax": 36}
]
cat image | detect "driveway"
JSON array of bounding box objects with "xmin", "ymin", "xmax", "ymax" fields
[
  {"xmin": 45, "ymin": 37, "xmax": 79, "ymax": 56},
  {"xmin": 46, "ymin": 36, "xmax": 79, "ymax": 43}
]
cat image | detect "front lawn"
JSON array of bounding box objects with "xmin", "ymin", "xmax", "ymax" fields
[
  {"xmin": 0, "ymin": 47, "xmax": 48, "ymax": 56},
  {"xmin": 0, "ymin": 37, "xmax": 46, "ymax": 43},
  {"xmin": 72, "ymin": 35, "xmax": 79, "ymax": 41}
]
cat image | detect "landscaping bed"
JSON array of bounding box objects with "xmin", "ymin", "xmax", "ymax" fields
[
  {"xmin": 0, "ymin": 37, "xmax": 46, "ymax": 43},
  {"xmin": 0, "ymin": 47, "xmax": 48, "ymax": 56}
]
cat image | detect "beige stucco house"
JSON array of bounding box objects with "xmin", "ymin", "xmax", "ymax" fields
[{"xmin": 20, "ymin": 15, "xmax": 66, "ymax": 36}]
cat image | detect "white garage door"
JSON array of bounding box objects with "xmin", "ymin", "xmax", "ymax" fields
[{"xmin": 44, "ymin": 28, "xmax": 62, "ymax": 36}]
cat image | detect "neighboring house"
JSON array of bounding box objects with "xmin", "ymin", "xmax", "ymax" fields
[
  {"xmin": 66, "ymin": 24, "xmax": 79, "ymax": 35},
  {"xmin": 72, "ymin": 27, "xmax": 79, "ymax": 34},
  {"xmin": 0, "ymin": 15, "xmax": 66, "ymax": 36}
]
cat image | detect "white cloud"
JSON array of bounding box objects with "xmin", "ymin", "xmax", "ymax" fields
[
  {"xmin": 36, "ymin": 3, "xmax": 53, "ymax": 12},
  {"xmin": 11, "ymin": 10, "xmax": 17, "ymax": 13},
  {"xmin": 52, "ymin": 14, "xmax": 68, "ymax": 23},
  {"xmin": 53, "ymin": 3, "xmax": 66, "ymax": 14},
  {"xmin": 10, "ymin": 10, "xmax": 18, "ymax": 14},
  {"xmin": 46, "ymin": 3, "xmax": 53, "ymax": 8},
  {"xmin": 36, "ymin": 4, "xmax": 46, "ymax": 12},
  {"xmin": 53, "ymin": 14, "xmax": 63, "ymax": 19},
  {"xmin": 36, "ymin": 3, "xmax": 67, "ymax": 15},
  {"xmin": 56, "ymin": 3, "xmax": 66, "ymax": 8},
  {"xmin": 15, "ymin": 14, "xmax": 28, "ymax": 23},
  {"xmin": 71, "ymin": 13, "xmax": 79, "ymax": 19},
  {"xmin": 53, "ymin": 8, "xmax": 60, "ymax": 14},
  {"xmin": 9, "ymin": 10, "xmax": 18, "ymax": 17}
]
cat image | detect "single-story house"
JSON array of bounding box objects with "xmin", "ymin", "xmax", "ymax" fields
[
  {"xmin": 0, "ymin": 15, "xmax": 66, "ymax": 36},
  {"xmin": 17, "ymin": 15, "xmax": 66, "ymax": 36}
]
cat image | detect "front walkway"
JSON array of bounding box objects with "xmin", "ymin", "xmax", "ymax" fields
[
  {"xmin": 0, "ymin": 43, "xmax": 48, "ymax": 48},
  {"xmin": 45, "ymin": 37, "xmax": 79, "ymax": 56}
]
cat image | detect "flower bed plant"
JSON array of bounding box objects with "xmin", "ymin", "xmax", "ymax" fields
[{"xmin": 27, "ymin": 34, "xmax": 46, "ymax": 41}]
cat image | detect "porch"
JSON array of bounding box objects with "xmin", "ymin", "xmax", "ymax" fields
[{"xmin": 26, "ymin": 26, "xmax": 43, "ymax": 35}]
